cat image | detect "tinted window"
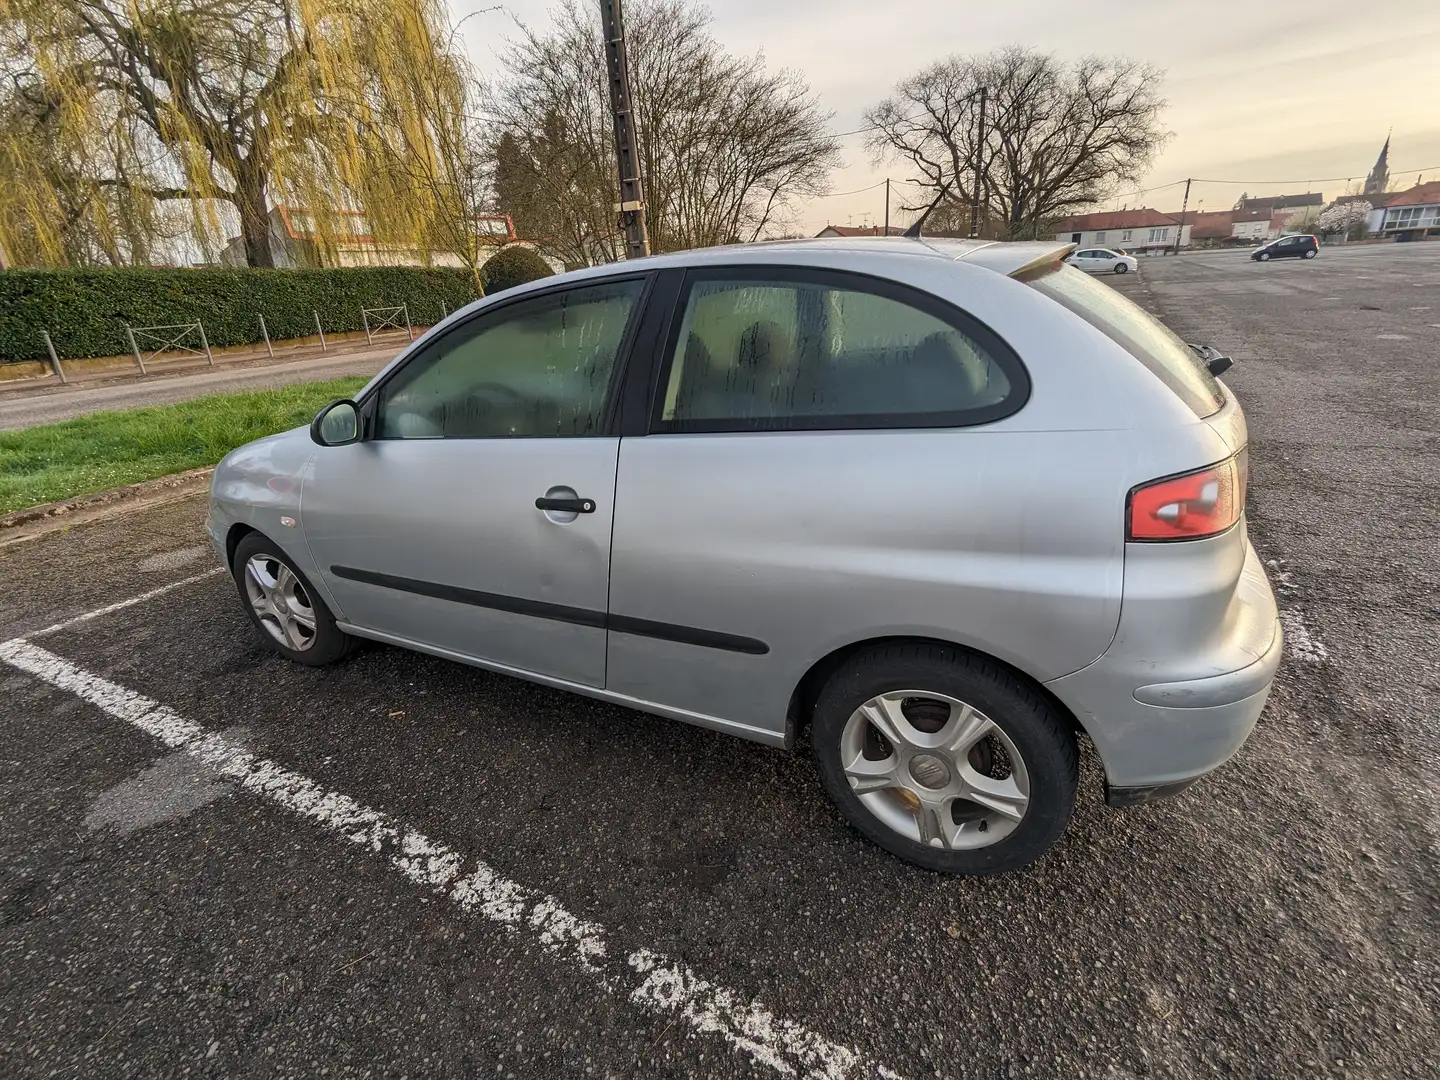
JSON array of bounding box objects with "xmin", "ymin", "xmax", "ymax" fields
[
  {"xmin": 655, "ymin": 273, "xmax": 1024, "ymax": 432},
  {"xmin": 376, "ymin": 280, "xmax": 642, "ymax": 438},
  {"xmin": 1022, "ymin": 264, "xmax": 1225, "ymax": 417}
]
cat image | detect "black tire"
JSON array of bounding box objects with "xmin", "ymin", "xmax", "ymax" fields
[
  {"xmin": 1257, "ymin": 252, "xmax": 1271, "ymax": 261},
  {"xmin": 1303, "ymin": 249, "xmax": 1317, "ymax": 259},
  {"xmin": 231, "ymin": 532, "xmax": 358, "ymax": 666},
  {"xmin": 1113, "ymin": 263, "xmax": 1129, "ymax": 274},
  {"xmin": 812, "ymin": 643, "xmax": 1078, "ymax": 874}
]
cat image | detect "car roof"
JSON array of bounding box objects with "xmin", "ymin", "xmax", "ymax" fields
[{"xmin": 520, "ymin": 237, "xmax": 1076, "ymax": 288}]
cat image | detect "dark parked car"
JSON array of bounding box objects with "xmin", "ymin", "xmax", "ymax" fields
[{"xmin": 1252, "ymin": 234, "xmax": 1318, "ymax": 261}]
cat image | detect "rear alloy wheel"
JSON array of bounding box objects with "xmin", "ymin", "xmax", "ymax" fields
[
  {"xmin": 232, "ymin": 533, "xmax": 357, "ymax": 666},
  {"xmin": 1114, "ymin": 263, "xmax": 1129, "ymax": 274},
  {"xmin": 813, "ymin": 643, "xmax": 1077, "ymax": 874},
  {"xmin": 1303, "ymin": 249, "xmax": 1317, "ymax": 259}
]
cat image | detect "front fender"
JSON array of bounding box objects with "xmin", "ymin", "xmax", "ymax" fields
[{"xmin": 207, "ymin": 428, "xmax": 345, "ymax": 616}]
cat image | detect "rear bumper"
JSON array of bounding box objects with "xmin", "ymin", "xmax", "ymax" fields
[{"xmin": 1045, "ymin": 534, "xmax": 1282, "ymax": 798}]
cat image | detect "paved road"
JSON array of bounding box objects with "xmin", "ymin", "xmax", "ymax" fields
[
  {"xmin": 1, "ymin": 246, "xmax": 1435, "ymax": 1079},
  {"xmin": 0, "ymin": 345, "xmax": 400, "ymax": 432}
]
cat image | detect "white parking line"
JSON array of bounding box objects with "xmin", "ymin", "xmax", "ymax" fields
[
  {"xmin": 1278, "ymin": 608, "xmax": 1329, "ymax": 664},
  {"xmin": 28, "ymin": 567, "xmax": 225, "ymax": 638},
  {"xmin": 0, "ymin": 615, "xmax": 897, "ymax": 1078}
]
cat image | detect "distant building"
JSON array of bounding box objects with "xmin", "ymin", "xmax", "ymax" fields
[
  {"xmin": 1229, "ymin": 208, "xmax": 1277, "ymax": 242},
  {"xmin": 1364, "ymin": 181, "xmax": 1440, "ymax": 239},
  {"xmin": 1235, "ymin": 192, "xmax": 1324, "ymax": 216},
  {"xmin": 814, "ymin": 224, "xmax": 906, "ymax": 238},
  {"xmin": 1363, "ymin": 136, "xmax": 1391, "ymax": 196},
  {"xmin": 1181, "ymin": 210, "xmax": 1237, "ymax": 246},
  {"xmin": 1177, "ymin": 207, "xmax": 1299, "ymax": 247},
  {"xmin": 218, "ymin": 207, "xmax": 560, "ymax": 272},
  {"xmin": 1052, "ymin": 208, "xmax": 1190, "ymax": 253}
]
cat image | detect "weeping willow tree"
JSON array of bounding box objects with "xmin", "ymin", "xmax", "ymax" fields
[{"xmin": 0, "ymin": 0, "xmax": 483, "ymax": 271}]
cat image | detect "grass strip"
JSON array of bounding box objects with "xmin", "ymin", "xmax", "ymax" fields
[{"xmin": 0, "ymin": 377, "xmax": 367, "ymax": 514}]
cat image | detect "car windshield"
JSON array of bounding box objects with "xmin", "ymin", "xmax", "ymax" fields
[{"xmin": 1020, "ymin": 263, "xmax": 1226, "ymax": 417}]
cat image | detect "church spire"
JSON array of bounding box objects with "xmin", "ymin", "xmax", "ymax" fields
[{"xmin": 1364, "ymin": 132, "xmax": 1391, "ymax": 195}]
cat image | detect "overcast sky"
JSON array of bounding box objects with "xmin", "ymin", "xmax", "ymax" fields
[{"xmin": 456, "ymin": 0, "xmax": 1440, "ymax": 233}]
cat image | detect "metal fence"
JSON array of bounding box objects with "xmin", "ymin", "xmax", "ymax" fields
[
  {"xmin": 361, "ymin": 304, "xmax": 413, "ymax": 345},
  {"xmin": 23, "ymin": 302, "xmax": 423, "ymax": 384},
  {"xmin": 124, "ymin": 321, "xmax": 214, "ymax": 375}
]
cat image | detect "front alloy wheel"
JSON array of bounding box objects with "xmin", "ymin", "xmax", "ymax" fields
[
  {"xmin": 244, "ymin": 554, "xmax": 318, "ymax": 651},
  {"xmin": 231, "ymin": 532, "xmax": 357, "ymax": 666}
]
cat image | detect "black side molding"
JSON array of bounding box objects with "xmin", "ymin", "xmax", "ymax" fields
[
  {"xmin": 330, "ymin": 566, "xmax": 769, "ymax": 655},
  {"xmin": 330, "ymin": 565, "xmax": 606, "ymax": 630},
  {"xmin": 608, "ymin": 614, "xmax": 769, "ymax": 656}
]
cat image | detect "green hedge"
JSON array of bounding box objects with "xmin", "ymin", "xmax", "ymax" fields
[{"xmin": 0, "ymin": 266, "xmax": 482, "ymax": 363}]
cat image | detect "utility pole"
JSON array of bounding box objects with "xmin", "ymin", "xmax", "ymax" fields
[
  {"xmin": 1173, "ymin": 177, "xmax": 1192, "ymax": 256},
  {"xmin": 969, "ymin": 87, "xmax": 987, "ymax": 238},
  {"xmin": 599, "ymin": 0, "xmax": 650, "ymax": 259},
  {"xmin": 970, "ymin": 86, "xmax": 987, "ymax": 239},
  {"xmin": 884, "ymin": 179, "xmax": 890, "ymax": 234}
]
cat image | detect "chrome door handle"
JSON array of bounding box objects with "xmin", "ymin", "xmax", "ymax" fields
[{"xmin": 535, "ymin": 496, "xmax": 596, "ymax": 514}]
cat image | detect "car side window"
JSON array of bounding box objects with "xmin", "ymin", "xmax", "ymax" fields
[
  {"xmin": 375, "ymin": 279, "xmax": 643, "ymax": 439},
  {"xmin": 654, "ymin": 271, "xmax": 1026, "ymax": 432}
]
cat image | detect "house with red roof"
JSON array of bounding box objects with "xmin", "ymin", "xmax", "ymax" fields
[
  {"xmin": 1365, "ymin": 181, "xmax": 1440, "ymax": 239},
  {"xmin": 217, "ymin": 207, "xmax": 561, "ymax": 271},
  {"xmin": 1051, "ymin": 208, "xmax": 1190, "ymax": 254},
  {"xmin": 814, "ymin": 224, "xmax": 907, "ymax": 238}
]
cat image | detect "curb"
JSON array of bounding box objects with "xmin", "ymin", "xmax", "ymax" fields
[{"xmin": 1, "ymin": 467, "xmax": 215, "ymax": 544}]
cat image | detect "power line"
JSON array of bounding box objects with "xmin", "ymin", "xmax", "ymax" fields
[
  {"xmin": 815, "ymin": 180, "xmax": 887, "ymax": 198},
  {"xmin": 1188, "ymin": 165, "xmax": 1440, "ymax": 186}
]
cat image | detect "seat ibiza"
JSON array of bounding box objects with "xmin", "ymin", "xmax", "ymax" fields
[{"xmin": 208, "ymin": 238, "xmax": 1282, "ymax": 875}]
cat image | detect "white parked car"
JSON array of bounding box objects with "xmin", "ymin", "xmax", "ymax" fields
[{"xmin": 1065, "ymin": 248, "xmax": 1138, "ymax": 275}]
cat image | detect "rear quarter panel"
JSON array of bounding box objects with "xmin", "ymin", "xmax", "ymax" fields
[{"xmin": 606, "ymin": 256, "xmax": 1234, "ymax": 738}]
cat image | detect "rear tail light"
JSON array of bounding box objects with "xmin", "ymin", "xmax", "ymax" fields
[{"xmin": 1128, "ymin": 449, "xmax": 1247, "ymax": 541}]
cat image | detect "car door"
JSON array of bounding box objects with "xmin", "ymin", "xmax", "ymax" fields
[
  {"xmin": 606, "ymin": 265, "xmax": 1116, "ymax": 741},
  {"xmin": 1274, "ymin": 236, "xmax": 1299, "ymax": 257},
  {"xmin": 301, "ymin": 275, "xmax": 650, "ymax": 688},
  {"xmin": 1070, "ymin": 249, "xmax": 1097, "ymax": 272}
]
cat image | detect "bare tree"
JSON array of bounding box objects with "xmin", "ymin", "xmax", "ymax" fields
[
  {"xmin": 488, "ymin": 0, "xmax": 840, "ymax": 265},
  {"xmin": 866, "ymin": 47, "xmax": 1169, "ymax": 239}
]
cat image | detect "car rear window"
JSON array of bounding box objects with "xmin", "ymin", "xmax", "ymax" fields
[{"xmin": 1021, "ymin": 263, "xmax": 1225, "ymax": 417}]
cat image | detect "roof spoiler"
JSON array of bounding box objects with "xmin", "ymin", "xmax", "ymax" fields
[{"xmin": 1006, "ymin": 243, "xmax": 1077, "ymax": 279}]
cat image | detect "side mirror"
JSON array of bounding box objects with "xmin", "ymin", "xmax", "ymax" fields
[{"xmin": 311, "ymin": 399, "xmax": 361, "ymax": 446}]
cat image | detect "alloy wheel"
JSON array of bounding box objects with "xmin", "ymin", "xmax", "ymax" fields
[
  {"xmin": 244, "ymin": 554, "xmax": 318, "ymax": 651},
  {"xmin": 839, "ymin": 690, "xmax": 1030, "ymax": 850}
]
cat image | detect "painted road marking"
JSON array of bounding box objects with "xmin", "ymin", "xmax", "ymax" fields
[
  {"xmin": 27, "ymin": 567, "xmax": 224, "ymax": 639},
  {"xmin": 1278, "ymin": 609, "xmax": 1329, "ymax": 664},
  {"xmin": 0, "ymin": 632, "xmax": 896, "ymax": 1079}
]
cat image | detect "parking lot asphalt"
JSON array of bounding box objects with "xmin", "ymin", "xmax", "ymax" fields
[{"xmin": 2, "ymin": 244, "xmax": 1436, "ymax": 1079}]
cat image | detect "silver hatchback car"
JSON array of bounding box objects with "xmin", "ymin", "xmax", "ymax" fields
[{"xmin": 208, "ymin": 238, "xmax": 1281, "ymax": 874}]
